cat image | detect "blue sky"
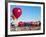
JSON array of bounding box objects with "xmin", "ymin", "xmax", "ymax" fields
[{"xmin": 10, "ymin": 5, "xmax": 41, "ymax": 22}]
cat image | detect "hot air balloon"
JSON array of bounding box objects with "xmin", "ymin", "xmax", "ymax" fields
[
  {"xmin": 11, "ymin": 8, "xmax": 22, "ymax": 30},
  {"xmin": 12, "ymin": 8, "xmax": 22, "ymax": 19}
]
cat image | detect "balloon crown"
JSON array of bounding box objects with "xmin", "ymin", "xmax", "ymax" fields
[{"xmin": 12, "ymin": 8, "xmax": 22, "ymax": 19}]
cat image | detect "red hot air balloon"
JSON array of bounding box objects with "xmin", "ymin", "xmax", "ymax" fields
[
  {"xmin": 18, "ymin": 21, "xmax": 25, "ymax": 27},
  {"xmin": 12, "ymin": 8, "xmax": 22, "ymax": 19}
]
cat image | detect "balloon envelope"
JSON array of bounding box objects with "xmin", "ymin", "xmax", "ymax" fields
[{"xmin": 12, "ymin": 8, "xmax": 22, "ymax": 19}]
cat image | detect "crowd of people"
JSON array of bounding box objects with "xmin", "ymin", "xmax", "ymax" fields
[{"xmin": 11, "ymin": 21, "xmax": 41, "ymax": 31}]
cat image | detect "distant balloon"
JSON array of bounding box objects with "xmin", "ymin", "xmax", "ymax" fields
[
  {"xmin": 18, "ymin": 21, "xmax": 25, "ymax": 27},
  {"xmin": 12, "ymin": 8, "xmax": 22, "ymax": 19}
]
